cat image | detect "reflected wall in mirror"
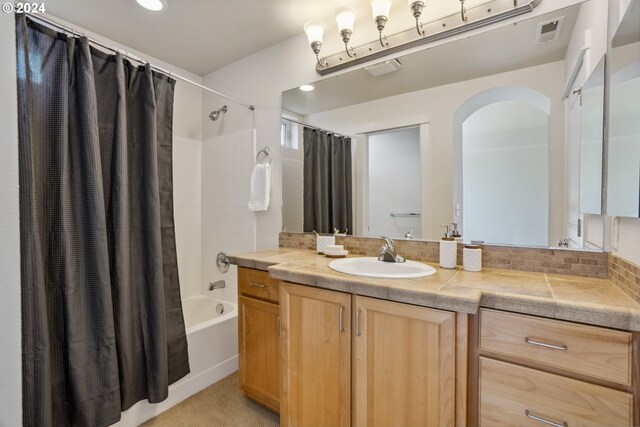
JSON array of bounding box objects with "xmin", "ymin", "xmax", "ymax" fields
[
  {"xmin": 281, "ymin": 1, "xmax": 606, "ymax": 250},
  {"xmin": 607, "ymin": 0, "xmax": 640, "ymax": 218},
  {"xmin": 580, "ymin": 56, "xmax": 605, "ymax": 215},
  {"xmin": 460, "ymin": 97, "xmax": 550, "ymax": 247}
]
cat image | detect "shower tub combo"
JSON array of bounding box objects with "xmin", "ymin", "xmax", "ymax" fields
[{"xmin": 115, "ymin": 293, "xmax": 238, "ymax": 426}]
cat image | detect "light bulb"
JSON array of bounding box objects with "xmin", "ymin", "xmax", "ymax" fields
[
  {"xmin": 336, "ymin": 8, "xmax": 356, "ymax": 32},
  {"xmin": 303, "ymin": 21, "xmax": 325, "ymax": 45},
  {"xmin": 136, "ymin": 0, "xmax": 166, "ymax": 11},
  {"xmin": 371, "ymin": 0, "xmax": 391, "ymax": 19}
]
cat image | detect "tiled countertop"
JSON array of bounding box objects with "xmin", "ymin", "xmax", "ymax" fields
[{"xmin": 229, "ymin": 248, "xmax": 640, "ymax": 332}]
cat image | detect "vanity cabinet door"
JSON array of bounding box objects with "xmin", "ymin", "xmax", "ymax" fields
[
  {"xmin": 238, "ymin": 296, "xmax": 280, "ymax": 413},
  {"xmin": 280, "ymin": 282, "xmax": 351, "ymax": 427},
  {"xmin": 352, "ymin": 296, "xmax": 456, "ymax": 427}
]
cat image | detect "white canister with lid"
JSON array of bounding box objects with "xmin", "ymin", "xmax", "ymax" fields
[
  {"xmin": 463, "ymin": 244, "xmax": 482, "ymax": 272},
  {"xmin": 439, "ymin": 238, "xmax": 458, "ymax": 269}
]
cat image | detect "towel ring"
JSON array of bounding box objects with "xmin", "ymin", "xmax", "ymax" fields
[{"xmin": 256, "ymin": 147, "xmax": 272, "ymax": 165}]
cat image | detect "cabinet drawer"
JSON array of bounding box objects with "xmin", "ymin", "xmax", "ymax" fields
[
  {"xmin": 479, "ymin": 357, "xmax": 633, "ymax": 427},
  {"xmin": 480, "ymin": 309, "xmax": 632, "ymax": 386},
  {"xmin": 238, "ymin": 267, "xmax": 279, "ymax": 303}
]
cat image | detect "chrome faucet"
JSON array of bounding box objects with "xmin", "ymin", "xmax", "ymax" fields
[
  {"xmin": 378, "ymin": 236, "xmax": 406, "ymax": 263},
  {"xmin": 209, "ymin": 280, "xmax": 226, "ymax": 290},
  {"xmin": 404, "ymin": 229, "xmax": 414, "ymax": 240}
]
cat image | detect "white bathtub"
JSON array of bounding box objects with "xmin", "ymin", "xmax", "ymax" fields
[{"xmin": 115, "ymin": 294, "xmax": 239, "ymax": 426}]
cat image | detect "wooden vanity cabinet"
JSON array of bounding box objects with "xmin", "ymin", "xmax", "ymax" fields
[
  {"xmin": 476, "ymin": 309, "xmax": 637, "ymax": 427},
  {"xmin": 279, "ymin": 282, "xmax": 458, "ymax": 427},
  {"xmin": 352, "ymin": 295, "xmax": 456, "ymax": 427},
  {"xmin": 237, "ymin": 267, "xmax": 281, "ymax": 413},
  {"xmin": 280, "ymin": 282, "xmax": 352, "ymax": 427}
]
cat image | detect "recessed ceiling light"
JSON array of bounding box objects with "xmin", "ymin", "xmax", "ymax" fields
[
  {"xmin": 136, "ymin": 0, "xmax": 167, "ymax": 11},
  {"xmin": 299, "ymin": 84, "xmax": 315, "ymax": 92}
]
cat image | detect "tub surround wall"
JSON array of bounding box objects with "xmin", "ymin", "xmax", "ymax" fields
[
  {"xmin": 201, "ymin": 128, "xmax": 257, "ymax": 303},
  {"xmin": 610, "ymin": 254, "xmax": 640, "ymax": 304},
  {"xmin": 278, "ymin": 232, "xmax": 609, "ymax": 278},
  {"xmin": 172, "ymin": 76, "xmax": 204, "ymax": 298},
  {"xmin": 173, "ymin": 125, "xmax": 203, "ymax": 298}
]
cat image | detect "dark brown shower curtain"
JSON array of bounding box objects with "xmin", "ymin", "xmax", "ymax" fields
[
  {"xmin": 303, "ymin": 127, "xmax": 353, "ymax": 234},
  {"xmin": 16, "ymin": 16, "xmax": 189, "ymax": 427}
]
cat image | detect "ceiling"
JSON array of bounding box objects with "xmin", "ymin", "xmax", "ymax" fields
[
  {"xmin": 46, "ymin": 0, "xmax": 489, "ymax": 76},
  {"xmin": 282, "ymin": 4, "xmax": 580, "ymax": 116}
]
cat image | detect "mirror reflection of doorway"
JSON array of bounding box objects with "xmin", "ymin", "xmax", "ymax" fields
[{"xmin": 366, "ymin": 127, "xmax": 421, "ymax": 239}]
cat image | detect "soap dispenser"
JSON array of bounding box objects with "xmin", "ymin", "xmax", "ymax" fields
[
  {"xmin": 451, "ymin": 223, "xmax": 462, "ymax": 241},
  {"xmin": 439, "ymin": 225, "xmax": 457, "ymax": 269}
]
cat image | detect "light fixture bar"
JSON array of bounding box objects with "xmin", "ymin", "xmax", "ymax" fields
[{"xmin": 315, "ymin": 0, "xmax": 542, "ymax": 75}]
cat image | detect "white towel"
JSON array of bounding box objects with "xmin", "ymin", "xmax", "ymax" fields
[{"xmin": 248, "ymin": 163, "xmax": 271, "ymax": 211}]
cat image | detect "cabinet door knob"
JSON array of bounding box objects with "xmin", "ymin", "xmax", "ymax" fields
[
  {"xmin": 524, "ymin": 409, "xmax": 568, "ymax": 427},
  {"xmin": 525, "ymin": 337, "xmax": 568, "ymax": 351},
  {"xmin": 355, "ymin": 309, "xmax": 362, "ymax": 337}
]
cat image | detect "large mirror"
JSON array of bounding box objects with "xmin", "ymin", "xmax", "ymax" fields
[
  {"xmin": 607, "ymin": 0, "xmax": 640, "ymax": 218},
  {"xmin": 281, "ymin": 1, "xmax": 606, "ymax": 250}
]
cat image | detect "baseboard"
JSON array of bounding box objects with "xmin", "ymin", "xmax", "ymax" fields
[{"xmin": 113, "ymin": 355, "xmax": 239, "ymax": 427}]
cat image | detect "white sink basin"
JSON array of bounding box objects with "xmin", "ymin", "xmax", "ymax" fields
[{"xmin": 328, "ymin": 257, "xmax": 437, "ymax": 279}]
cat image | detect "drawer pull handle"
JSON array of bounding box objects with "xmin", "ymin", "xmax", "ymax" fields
[
  {"xmin": 355, "ymin": 309, "xmax": 362, "ymax": 337},
  {"xmin": 525, "ymin": 337, "xmax": 567, "ymax": 351},
  {"xmin": 277, "ymin": 317, "xmax": 281, "ymax": 337},
  {"xmin": 249, "ymin": 282, "xmax": 266, "ymax": 288},
  {"xmin": 525, "ymin": 409, "xmax": 568, "ymax": 427},
  {"xmin": 339, "ymin": 305, "xmax": 345, "ymax": 332}
]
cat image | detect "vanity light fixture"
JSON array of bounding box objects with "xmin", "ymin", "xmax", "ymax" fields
[
  {"xmin": 408, "ymin": 0, "xmax": 426, "ymax": 35},
  {"xmin": 306, "ymin": 0, "xmax": 543, "ymax": 76},
  {"xmin": 304, "ymin": 20, "xmax": 327, "ymax": 67},
  {"xmin": 371, "ymin": 0, "xmax": 392, "ymax": 47},
  {"xmin": 336, "ymin": 8, "xmax": 357, "ymax": 58},
  {"xmin": 135, "ymin": 0, "xmax": 167, "ymax": 11}
]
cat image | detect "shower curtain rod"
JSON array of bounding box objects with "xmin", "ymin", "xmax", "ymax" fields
[
  {"xmin": 25, "ymin": 13, "xmax": 255, "ymax": 111},
  {"xmin": 281, "ymin": 117, "xmax": 348, "ymax": 138}
]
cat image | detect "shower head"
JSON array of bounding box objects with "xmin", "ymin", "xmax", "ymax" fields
[{"xmin": 209, "ymin": 105, "xmax": 228, "ymax": 121}]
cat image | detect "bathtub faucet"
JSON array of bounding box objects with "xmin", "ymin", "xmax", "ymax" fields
[{"xmin": 209, "ymin": 280, "xmax": 226, "ymax": 291}]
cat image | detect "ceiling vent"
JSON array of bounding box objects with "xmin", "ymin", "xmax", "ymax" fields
[
  {"xmin": 535, "ymin": 16, "xmax": 565, "ymax": 44},
  {"xmin": 365, "ymin": 59, "xmax": 402, "ymax": 76}
]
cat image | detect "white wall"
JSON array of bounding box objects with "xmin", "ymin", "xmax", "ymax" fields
[
  {"xmin": 367, "ymin": 128, "xmax": 421, "ymax": 239},
  {"xmin": 0, "ymin": 12, "xmax": 22, "ymax": 427}
]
